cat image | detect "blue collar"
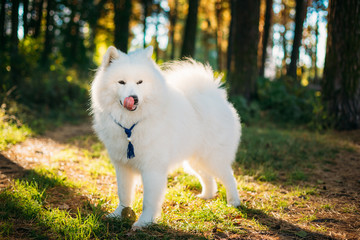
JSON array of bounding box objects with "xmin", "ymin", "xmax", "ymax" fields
[{"xmin": 111, "ymin": 115, "xmax": 138, "ymax": 159}]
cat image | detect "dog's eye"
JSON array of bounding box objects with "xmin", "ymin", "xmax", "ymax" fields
[
  {"xmin": 137, "ymin": 80, "xmax": 143, "ymax": 85},
  {"xmin": 118, "ymin": 80, "xmax": 126, "ymax": 85}
]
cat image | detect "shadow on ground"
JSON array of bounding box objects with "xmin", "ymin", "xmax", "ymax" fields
[
  {"xmin": 0, "ymin": 153, "xmax": 204, "ymax": 239},
  {"xmin": 0, "ymin": 153, "xmax": 339, "ymax": 240}
]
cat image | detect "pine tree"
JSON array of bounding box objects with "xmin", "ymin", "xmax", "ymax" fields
[
  {"xmin": 259, "ymin": 0, "xmax": 273, "ymax": 77},
  {"xmin": 227, "ymin": 0, "xmax": 260, "ymax": 101},
  {"xmin": 287, "ymin": 0, "xmax": 308, "ymax": 79},
  {"xmin": 322, "ymin": 0, "xmax": 360, "ymax": 130},
  {"xmin": 181, "ymin": 0, "xmax": 199, "ymax": 58},
  {"xmin": 114, "ymin": 0, "xmax": 132, "ymax": 53}
]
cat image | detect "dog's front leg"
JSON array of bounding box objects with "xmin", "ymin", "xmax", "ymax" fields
[
  {"xmin": 108, "ymin": 163, "xmax": 137, "ymax": 218},
  {"xmin": 132, "ymin": 170, "xmax": 167, "ymax": 229}
]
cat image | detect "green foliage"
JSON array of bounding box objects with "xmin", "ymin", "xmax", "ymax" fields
[
  {"xmin": 230, "ymin": 77, "xmax": 330, "ymax": 129},
  {"xmin": 257, "ymin": 77, "xmax": 315, "ymax": 124},
  {"xmin": 1, "ymin": 38, "xmax": 89, "ymax": 112},
  {"xmin": 230, "ymin": 95, "xmax": 260, "ymax": 124}
]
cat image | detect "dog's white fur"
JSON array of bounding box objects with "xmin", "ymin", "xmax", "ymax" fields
[{"xmin": 91, "ymin": 46, "xmax": 241, "ymax": 229}]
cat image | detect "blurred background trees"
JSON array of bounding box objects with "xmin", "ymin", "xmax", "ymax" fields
[{"xmin": 0, "ymin": 0, "xmax": 359, "ymax": 130}]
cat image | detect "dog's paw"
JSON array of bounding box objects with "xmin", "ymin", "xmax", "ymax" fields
[
  {"xmin": 106, "ymin": 211, "xmax": 122, "ymax": 219},
  {"xmin": 196, "ymin": 193, "xmax": 215, "ymax": 200},
  {"xmin": 131, "ymin": 220, "xmax": 153, "ymax": 230},
  {"xmin": 227, "ymin": 198, "xmax": 241, "ymax": 208},
  {"xmin": 106, "ymin": 206, "xmax": 123, "ymax": 218}
]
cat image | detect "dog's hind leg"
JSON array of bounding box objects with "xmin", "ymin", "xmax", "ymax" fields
[
  {"xmin": 199, "ymin": 160, "xmax": 241, "ymax": 207},
  {"xmin": 186, "ymin": 161, "xmax": 217, "ymax": 200},
  {"xmin": 108, "ymin": 163, "xmax": 137, "ymax": 218}
]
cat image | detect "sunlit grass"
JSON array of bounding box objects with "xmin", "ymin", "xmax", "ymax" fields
[
  {"xmin": 0, "ymin": 107, "xmax": 32, "ymax": 151},
  {"xmin": 0, "ymin": 121, "xmax": 357, "ymax": 239},
  {"xmin": 236, "ymin": 125, "xmax": 353, "ymax": 182},
  {"xmin": 0, "ymin": 164, "xmax": 329, "ymax": 239},
  {"xmin": 0, "ymin": 171, "xmax": 106, "ymax": 240}
]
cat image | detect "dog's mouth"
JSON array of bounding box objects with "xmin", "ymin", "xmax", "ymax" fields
[{"xmin": 120, "ymin": 96, "xmax": 138, "ymax": 111}]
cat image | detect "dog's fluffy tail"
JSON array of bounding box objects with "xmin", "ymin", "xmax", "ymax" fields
[{"xmin": 162, "ymin": 59, "xmax": 227, "ymax": 99}]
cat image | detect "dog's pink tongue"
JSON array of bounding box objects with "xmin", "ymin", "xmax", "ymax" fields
[{"xmin": 124, "ymin": 97, "xmax": 135, "ymax": 110}]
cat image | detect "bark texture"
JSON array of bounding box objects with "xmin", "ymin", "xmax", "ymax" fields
[
  {"xmin": 323, "ymin": 0, "xmax": 360, "ymax": 130},
  {"xmin": 227, "ymin": 0, "xmax": 260, "ymax": 101}
]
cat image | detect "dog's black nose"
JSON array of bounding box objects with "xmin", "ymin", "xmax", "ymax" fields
[{"xmin": 130, "ymin": 95, "xmax": 138, "ymax": 105}]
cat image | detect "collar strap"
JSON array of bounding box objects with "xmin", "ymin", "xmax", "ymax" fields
[{"xmin": 111, "ymin": 115, "xmax": 138, "ymax": 159}]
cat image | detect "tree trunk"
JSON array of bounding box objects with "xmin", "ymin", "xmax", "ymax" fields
[
  {"xmin": 0, "ymin": 0, "xmax": 6, "ymax": 49},
  {"xmin": 215, "ymin": 0, "xmax": 223, "ymax": 71},
  {"xmin": 87, "ymin": 0, "xmax": 107, "ymax": 55},
  {"xmin": 314, "ymin": 8, "xmax": 319, "ymax": 83},
  {"xmin": 202, "ymin": 19, "xmax": 211, "ymax": 62},
  {"xmin": 181, "ymin": 0, "xmax": 199, "ymax": 58},
  {"xmin": 154, "ymin": 3, "xmax": 160, "ymax": 61},
  {"xmin": 62, "ymin": 0, "xmax": 81, "ymax": 66},
  {"xmin": 227, "ymin": 0, "xmax": 260, "ymax": 101},
  {"xmin": 23, "ymin": 0, "xmax": 29, "ymax": 37},
  {"xmin": 281, "ymin": 0, "xmax": 288, "ymax": 75},
  {"xmin": 34, "ymin": 0, "xmax": 44, "ymax": 38},
  {"xmin": 10, "ymin": 0, "xmax": 20, "ymax": 85},
  {"xmin": 287, "ymin": 0, "xmax": 308, "ymax": 79},
  {"xmin": 322, "ymin": 0, "xmax": 360, "ymax": 130},
  {"xmin": 259, "ymin": 0, "xmax": 273, "ymax": 77},
  {"xmin": 142, "ymin": 0, "xmax": 151, "ymax": 48},
  {"xmin": 114, "ymin": 0, "xmax": 131, "ymax": 53},
  {"xmin": 169, "ymin": 0, "xmax": 178, "ymax": 59},
  {"xmin": 41, "ymin": 0, "xmax": 54, "ymax": 64},
  {"xmin": 11, "ymin": 0, "xmax": 19, "ymax": 46},
  {"xmin": 227, "ymin": 0, "xmax": 235, "ymax": 76}
]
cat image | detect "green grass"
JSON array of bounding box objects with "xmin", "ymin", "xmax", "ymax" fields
[
  {"xmin": 0, "ymin": 119, "xmax": 357, "ymax": 239},
  {"xmin": 235, "ymin": 125, "xmax": 351, "ymax": 182},
  {"xmin": 0, "ymin": 170, "xmax": 105, "ymax": 239},
  {"xmin": 0, "ymin": 100, "xmax": 89, "ymax": 151},
  {"xmin": 0, "ymin": 106, "xmax": 33, "ymax": 151},
  {"xmin": 0, "ymin": 161, "xmax": 334, "ymax": 239},
  {"xmin": 0, "ymin": 169, "xmax": 206, "ymax": 239}
]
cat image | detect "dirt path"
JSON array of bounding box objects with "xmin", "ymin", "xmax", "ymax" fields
[
  {"xmin": 0, "ymin": 123, "xmax": 93, "ymax": 188},
  {"xmin": 0, "ymin": 124, "xmax": 359, "ymax": 239}
]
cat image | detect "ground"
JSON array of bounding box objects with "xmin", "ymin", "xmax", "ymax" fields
[{"xmin": 0, "ymin": 121, "xmax": 359, "ymax": 239}]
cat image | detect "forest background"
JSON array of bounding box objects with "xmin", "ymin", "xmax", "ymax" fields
[
  {"xmin": 0, "ymin": 1, "xmax": 360, "ymax": 239},
  {"xmin": 0, "ymin": 0, "xmax": 359, "ymax": 130}
]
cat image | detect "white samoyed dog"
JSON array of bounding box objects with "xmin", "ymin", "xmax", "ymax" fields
[{"xmin": 91, "ymin": 46, "xmax": 242, "ymax": 229}]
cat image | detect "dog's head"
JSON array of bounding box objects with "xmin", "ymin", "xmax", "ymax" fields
[{"xmin": 91, "ymin": 46, "xmax": 166, "ymax": 116}]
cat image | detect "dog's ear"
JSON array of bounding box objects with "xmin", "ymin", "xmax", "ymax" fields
[
  {"xmin": 144, "ymin": 46, "xmax": 153, "ymax": 59},
  {"xmin": 102, "ymin": 46, "xmax": 125, "ymax": 68}
]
